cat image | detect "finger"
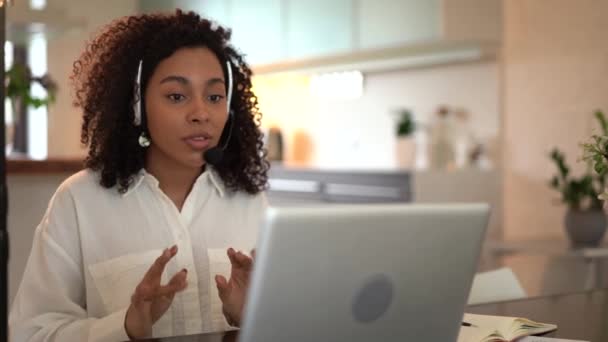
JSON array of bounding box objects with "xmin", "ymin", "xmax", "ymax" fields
[
  {"xmin": 251, "ymin": 248, "xmax": 256, "ymax": 260},
  {"xmin": 234, "ymin": 251, "xmax": 253, "ymax": 270},
  {"xmin": 143, "ymin": 245, "xmax": 178, "ymax": 284},
  {"xmin": 156, "ymin": 268, "xmax": 188, "ymax": 297},
  {"xmin": 228, "ymin": 248, "xmax": 249, "ymax": 268},
  {"xmin": 215, "ymin": 275, "xmax": 230, "ymax": 302},
  {"xmin": 227, "ymin": 247, "xmax": 238, "ymax": 266}
]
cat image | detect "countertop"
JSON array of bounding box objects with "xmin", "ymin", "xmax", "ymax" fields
[{"xmin": 7, "ymin": 157, "xmax": 84, "ymax": 174}]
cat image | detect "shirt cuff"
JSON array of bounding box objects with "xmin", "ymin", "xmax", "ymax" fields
[{"xmin": 88, "ymin": 307, "xmax": 130, "ymax": 342}]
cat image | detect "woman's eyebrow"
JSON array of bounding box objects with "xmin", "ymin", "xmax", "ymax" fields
[
  {"xmin": 159, "ymin": 75, "xmax": 189, "ymax": 85},
  {"xmin": 159, "ymin": 76, "xmax": 225, "ymax": 88},
  {"xmin": 206, "ymin": 78, "xmax": 225, "ymax": 87}
]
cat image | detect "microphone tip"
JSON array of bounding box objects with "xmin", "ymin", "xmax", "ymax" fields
[{"xmin": 203, "ymin": 148, "xmax": 223, "ymax": 165}]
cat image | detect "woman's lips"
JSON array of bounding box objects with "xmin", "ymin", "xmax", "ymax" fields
[{"xmin": 183, "ymin": 136, "xmax": 211, "ymax": 150}]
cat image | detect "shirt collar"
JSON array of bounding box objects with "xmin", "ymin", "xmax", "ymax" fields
[
  {"xmin": 121, "ymin": 166, "xmax": 225, "ymax": 198},
  {"xmin": 206, "ymin": 167, "xmax": 226, "ymax": 198}
]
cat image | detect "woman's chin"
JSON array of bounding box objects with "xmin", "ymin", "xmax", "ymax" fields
[{"xmin": 180, "ymin": 153, "xmax": 206, "ymax": 169}]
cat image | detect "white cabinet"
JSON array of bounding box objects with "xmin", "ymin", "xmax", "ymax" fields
[
  {"xmin": 230, "ymin": 0, "xmax": 283, "ymax": 65},
  {"xmin": 357, "ymin": 0, "xmax": 441, "ymax": 49},
  {"xmin": 198, "ymin": 0, "xmax": 230, "ymax": 27},
  {"xmin": 139, "ymin": 0, "xmax": 230, "ymax": 25},
  {"xmin": 285, "ymin": 0, "xmax": 353, "ymax": 59},
  {"xmin": 139, "ymin": 0, "xmax": 176, "ymax": 12},
  {"xmin": 139, "ymin": 0, "xmax": 283, "ymax": 65},
  {"xmin": 139, "ymin": 0, "xmax": 501, "ymax": 67}
]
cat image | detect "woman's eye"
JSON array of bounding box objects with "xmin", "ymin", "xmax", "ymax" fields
[
  {"xmin": 208, "ymin": 94, "xmax": 225, "ymax": 103},
  {"xmin": 167, "ymin": 94, "xmax": 185, "ymax": 102}
]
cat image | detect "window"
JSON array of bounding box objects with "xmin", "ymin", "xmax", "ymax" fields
[
  {"xmin": 309, "ymin": 71, "xmax": 364, "ymax": 100},
  {"xmin": 27, "ymin": 33, "xmax": 48, "ymax": 160},
  {"xmin": 5, "ymin": 34, "xmax": 49, "ymax": 159},
  {"xmin": 29, "ymin": 0, "xmax": 46, "ymax": 10}
]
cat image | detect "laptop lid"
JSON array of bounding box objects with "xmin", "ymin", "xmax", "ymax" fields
[{"xmin": 240, "ymin": 203, "xmax": 489, "ymax": 341}]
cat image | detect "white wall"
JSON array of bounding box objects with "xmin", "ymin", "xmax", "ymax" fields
[
  {"xmin": 255, "ymin": 61, "xmax": 500, "ymax": 170},
  {"xmin": 502, "ymin": 0, "xmax": 608, "ymax": 241}
]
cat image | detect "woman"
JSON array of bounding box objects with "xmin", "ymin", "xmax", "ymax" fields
[{"xmin": 9, "ymin": 9, "xmax": 268, "ymax": 341}]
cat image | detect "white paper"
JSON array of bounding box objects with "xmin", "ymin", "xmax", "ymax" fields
[{"xmin": 518, "ymin": 337, "xmax": 589, "ymax": 342}]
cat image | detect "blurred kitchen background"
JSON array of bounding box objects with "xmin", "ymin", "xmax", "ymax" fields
[{"xmin": 4, "ymin": 0, "xmax": 608, "ymax": 305}]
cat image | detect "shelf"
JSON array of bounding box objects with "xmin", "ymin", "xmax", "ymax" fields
[{"xmin": 252, "ymin": 40, "xmax": 499, "ymax": 75}]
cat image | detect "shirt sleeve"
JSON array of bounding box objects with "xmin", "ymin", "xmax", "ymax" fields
[{"xmin": 9, "ymin": 185, "xmax": 131, "ymax": 342}]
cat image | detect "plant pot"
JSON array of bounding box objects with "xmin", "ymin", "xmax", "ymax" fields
[
  {"xmin": 564, "ymin": 208, "xmax": 607, "ymax": 247},
  {"xmin": 9, "ymin": 97, "xmax": 27, "ymax": 155},
  {"xmin": 396, "ymin": 136, "xmax": 416, "ymax": 169}
]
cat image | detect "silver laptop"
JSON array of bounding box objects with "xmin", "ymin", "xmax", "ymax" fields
[{"xmin": 239, "ymin": 203, "xmax": 490, "ymax": 342}]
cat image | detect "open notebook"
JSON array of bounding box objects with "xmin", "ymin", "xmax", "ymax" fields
[{"xmin": 458, "ymin": 313, "xmax": 558, "ymax": 342}]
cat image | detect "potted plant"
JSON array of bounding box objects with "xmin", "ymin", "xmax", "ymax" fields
[
  {"xmin": 394, "ymin": 108, "xmax": 416, "ymax": 169},
  {"xmin": 582, "ymin": 111, "xmax": 608, "ymax": 200},
  {"xmin": 550, "ymin": 111, "xmax": 608, "ymax": 247},
  {"xmin": 5, "ymin": 62, "xmax": 57, "ymax": 153}
]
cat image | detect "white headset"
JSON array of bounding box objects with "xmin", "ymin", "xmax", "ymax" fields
[{"xmin": 132, "ymin": 59, "xmax": 234, "ymax": 126}]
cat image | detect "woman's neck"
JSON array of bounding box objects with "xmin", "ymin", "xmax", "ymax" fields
[{"xmin": 145, "ymin": 149, "xmax": 203, "ymax": 211}]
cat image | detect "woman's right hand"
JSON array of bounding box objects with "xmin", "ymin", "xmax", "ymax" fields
[{"xmin": 124, "ymin": 245, "xmax": 188, "ymax": 340}]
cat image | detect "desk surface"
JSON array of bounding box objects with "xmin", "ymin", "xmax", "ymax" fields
[
  {"xmin": 140, "ymin": 288, "xmax": 608, "ymax": 342},
  {"xmin": 488, "ymin": 239, "xmax": 608, "ymax": 258}
]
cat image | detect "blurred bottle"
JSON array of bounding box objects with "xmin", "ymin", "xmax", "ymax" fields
[
  {"xmin": 452, "ymin": 108, "xmax": 476, "ymax": 169},
  {"xmin": 266, "ymin": 127, "xmax": 284, "ymax": 161},
  {"xmin": 428, "ymin": 106, "xmax": 456, "ymax": 170}
]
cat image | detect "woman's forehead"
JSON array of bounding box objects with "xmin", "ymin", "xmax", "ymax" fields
[{"xmin": 152, "ymin": 47, "xmax": 224, "ymax": 82}]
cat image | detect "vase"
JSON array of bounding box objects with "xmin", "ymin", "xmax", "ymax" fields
[
  {"xmin": 8, "ymin": 97, "xmax": 27, "ymax": 155},
  {"xmin": 564, "ymin": 208, "xmax": 607, "ymax": 247},
  {"xmin": 396, "ymin": 136, "xmax": 416, "ymax": 169}
]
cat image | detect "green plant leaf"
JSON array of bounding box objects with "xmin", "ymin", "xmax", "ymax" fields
[
  {"xmin": 396, "ymin": 110, "xmax": 415, "ymax": 136},
  {"xmin": 5, "ymin": 63, "xmax": 56, "ymax": 109},
  {"xmin": 596, "ymin": 110, "xmax": 608, "ymax": 136}
]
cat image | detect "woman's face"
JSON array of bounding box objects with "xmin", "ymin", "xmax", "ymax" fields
[{"xmin": 144, "ymin": 47, "xmax": 229, "ymax": 169}]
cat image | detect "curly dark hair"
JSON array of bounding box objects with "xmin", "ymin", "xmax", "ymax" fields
[{"xmin": 71, "ymin": 9, "xmax": 268, "ymax": 195}]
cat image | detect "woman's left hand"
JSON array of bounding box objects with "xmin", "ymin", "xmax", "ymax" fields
[{"xmin": 215, "ymin": 248, "xmax": 255, "ymax": 327}]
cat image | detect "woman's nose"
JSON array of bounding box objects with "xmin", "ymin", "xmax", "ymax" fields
[{"xmin": 187, "ymin": 97, "xmax": 210, "ymax": 123}]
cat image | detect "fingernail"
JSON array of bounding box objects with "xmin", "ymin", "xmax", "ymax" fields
[
  {"xmin": 170, "ymin": 245, "xmax": 178, "ymax": 253},
  {"xmin": 182, "ymin": 268, "xmax": 188, "ymax": 274}
]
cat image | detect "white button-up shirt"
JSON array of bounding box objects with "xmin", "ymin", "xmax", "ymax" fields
[{"xmin": 9, "ymin": 168, "xmax": 266, "ymax": 342}]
